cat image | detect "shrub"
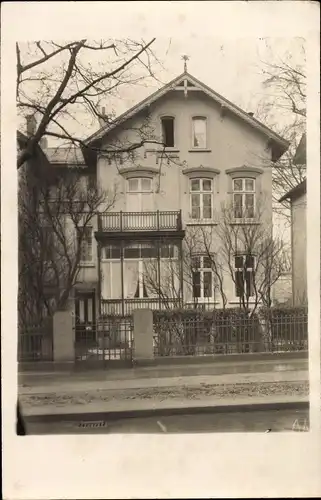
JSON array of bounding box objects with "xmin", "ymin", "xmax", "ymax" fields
[
  {"xmin": 153, "ymin": 308, "xmax": 262, "ymax": 356},
  {"xmin": 258, "ymin": 306, "xmax": 308, "ymax": 351}
]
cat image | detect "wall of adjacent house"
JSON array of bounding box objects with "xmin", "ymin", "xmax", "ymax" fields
[
  {"xmin": 291, "ymin": 192, "xmax": 307, "ymax": 305},
  {"xmin": 95, "ymin": 88, "xmax": 274, "ymax": 306}
]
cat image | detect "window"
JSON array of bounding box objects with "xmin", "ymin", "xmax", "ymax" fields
[
  {"xmin": 192, "ymin": 255, "xmax": 214, "ymax": 299},
  {"xmin": 103, "ymin": 244, "xmax": 121, "ymax": 260},
  {"xmin": 79, "ymin": 227, "xmax": 93, "ymax": 263},
  {"xmin": 192, "ymin": 117, "xmax": 207, "ymax": 148},
  {"xmin": 190, "ymin": 178, "xmax": 213, "ymax": 220},
  {"xmin": 234, "ymin": 254, "xmax": 255, "ymax": 298},
  {"xmin": 161, "ymin": 116, "xmax": 175, "ymax": 148},
  {"xmin": 127, "ymin": 177, "xmax": 152, "ymax": 193},
  {"xmin": 87, "ymin": 173, "xmax": 96, "ymax": 190},
  {"xmin": 233, "ymin": 178, "xmax": 255, "ymax": 219}
]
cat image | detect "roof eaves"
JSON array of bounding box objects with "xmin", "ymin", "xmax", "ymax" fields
[{"xmin": 279, "ymin": 178, "xmax": 306, "ymax": 203}]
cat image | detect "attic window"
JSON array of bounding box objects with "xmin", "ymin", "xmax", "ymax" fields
[{"xmin": 161, "ymin": 116, "xmax": 175, "ymax": 148}]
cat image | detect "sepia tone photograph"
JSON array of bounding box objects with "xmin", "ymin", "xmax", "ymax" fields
[{"xmin": 15, "ymin": 34, "xmax": 310, "ymax": 436}]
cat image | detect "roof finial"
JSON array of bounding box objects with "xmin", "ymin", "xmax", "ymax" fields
[{"xmin": 182, "ymin": 54, "xmax": 189, "ymax": 73}]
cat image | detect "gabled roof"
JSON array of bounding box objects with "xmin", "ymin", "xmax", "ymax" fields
[
  {"xmin": 279, "ymin": 178, "xmax": 306, "ymax": 203},
  {"xmin": 293, "ymin": 133, "xmax": 306, "ymax": 165},
  {"xmin": 86, "ymin": 71, "xmax": 289, "ymax": 161}
]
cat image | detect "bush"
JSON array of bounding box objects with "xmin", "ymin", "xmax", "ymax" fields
[
  {"xmin": 258, "ymin": 306, "xmax": 308, "ymax": 351},
  {"xmin": 153, "ymin": 308, "xmax": 262, "ymax": 356}
]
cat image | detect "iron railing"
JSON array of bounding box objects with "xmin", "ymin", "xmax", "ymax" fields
[
  {"xmin": 101, "ymin": 298, "xmax": 181, "ymax": 316},
  {"xmin": 153, "ymin": 311, "xmax": 308, "ymax": 357},
  {"xmin": 74, "ymin": 317, "xmax": 133, "ymax": 363},
  {"xmin": 98, "ymin": 210, "xmax": 182, "ymax": 232},
  {"xmin": 18, "ymin": 321, "xmax": 53, "ymax": 361}
]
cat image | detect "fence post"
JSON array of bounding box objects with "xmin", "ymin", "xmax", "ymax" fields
[
  {"xmin": 53, "ymin": 311, "xmax": 75, "ymax": 364},
  {"xmin": 133, "ymin": 309, "xmax": 154, "ymax": 364}
]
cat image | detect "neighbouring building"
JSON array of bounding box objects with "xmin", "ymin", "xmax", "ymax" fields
[
  {"xmin": 279, "ymin": 134, "xmax": 307, "ymax": 305},
  {"xmin": 23, "ymin": 69, "xmax": 290, "ymax": 327}
]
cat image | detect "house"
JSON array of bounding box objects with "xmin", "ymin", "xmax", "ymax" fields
[
  {"xmin": 26, "ymin": 70, "xmax": 289, "ymax": 325},
  {"xmin": 279, "ymin": 134, "xmax": 307, "ymax": 305}
]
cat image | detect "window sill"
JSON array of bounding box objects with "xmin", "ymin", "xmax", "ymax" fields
[
  {"xmin": 186, "ymin": 301, "xmax": 221, "ymax": 305},
  {"xmin": 229, "ymin": 300, "xmax": 258, "ymax": 305},
  {"xmin": 188, "ymin": 148, "xmax": 212, "ymax": 153},
  {"xmin": 79, "ymin": 262, "xmax": 95, "ymax": 268},
  {"xmin": 229, "ymin": 219, "xmax": 260, "ymax": 225},
  {"xmin": 186, "ymin": 220, "xmax": 218, "ymax": 226}
]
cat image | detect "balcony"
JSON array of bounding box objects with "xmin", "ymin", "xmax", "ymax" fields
[
  {"xmin": 97, "ymin": 210, "xmax": 184, "ymax": 239},
  {"xmin": 101, "ymin": 298, "xmax": 181, "ymax": 316}
]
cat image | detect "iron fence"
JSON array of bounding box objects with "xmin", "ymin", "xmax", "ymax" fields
[
  {"xmin": 153, "ymin": 311, "xmax": 308, "ymax": 357},
  {"xmin": 18, "ymin": 320, "xmax": 53, "ymax": 361},
  {"xmin": 74, "ymin": 316, "xmax": 133, "ymax": 363}
]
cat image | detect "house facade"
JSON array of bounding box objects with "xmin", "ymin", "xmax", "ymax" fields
[
  {"xmin": 279, "ymin": 134, "xmax": 307, "ymax": 305},
  {"xmin": 43, "ymin": 72, "xmax": 289, "ymax": 322}
]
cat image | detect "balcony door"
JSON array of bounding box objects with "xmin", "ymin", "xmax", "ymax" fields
[{"xmin": 126, "ymin": 177, "xmax": 154, "ymax": 230}]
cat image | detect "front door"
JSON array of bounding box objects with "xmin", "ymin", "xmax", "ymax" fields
[{"xmin": 75, "ymin": 291, "xmax": 96, "ymax": 342}]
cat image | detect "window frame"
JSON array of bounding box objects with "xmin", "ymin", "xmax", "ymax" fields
[
  {"xmin": 161, "ymin": 116, "xmax": 175, "ymax": 148},
  {"xmin": 234, "ymin": 254, "xmax": 255, "ymax": 299},
  {"xmin": 127, "ymin": 177, "xmax": 153, "ymax": 193},
  {"xmin": 192, "ymin": 255, "xmax": 215, "ymax": 300},
  {"xmin": 189, "ymin": 177, "xmax": 213, "ymax": 220},
  {"xmin": 191, "ymin": 116, "xmax": 207, "ymax": 149},
  {"xmin": 232, "ymin": 177, "xmax": 256, "ymax": 220}
]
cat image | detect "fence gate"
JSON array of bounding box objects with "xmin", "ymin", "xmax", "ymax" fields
[{"xmin": 74, "ymin": 315, "xmax": 133, "ymax": 367}]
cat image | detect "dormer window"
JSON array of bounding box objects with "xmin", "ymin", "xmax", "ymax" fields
[
  {"xmin": 192, "ymin": 117, "xmax": 207, "ymax": 148},
  {"xmin": 161, "ymin": 116, "xmax": 175, "ymax": 147}
]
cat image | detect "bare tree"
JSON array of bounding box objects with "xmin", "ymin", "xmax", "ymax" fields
[
  {"xmin": 18, "ymin": 162, "xmax": 117, "ymax": 327},
  {"xmin": 216, "ymin": 200, "xmax": 288, "ymax": 315},
  {"xmin": 16, "ymin": 38, "xmax": 168, "ymax": 169},
  {"xmin": 256, "ymin": 42, "xmax": 306, "ymax": 220}
]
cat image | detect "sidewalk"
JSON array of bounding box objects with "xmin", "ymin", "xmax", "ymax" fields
[{"xmin": 19, "ymin": 358, "xmax": 309, "ymax": 419}]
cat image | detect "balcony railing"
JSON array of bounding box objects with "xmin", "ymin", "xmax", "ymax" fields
[
  {"xmin": 101, "ymin": 298, "xmax": 181, "ymax": 316},
  {"xmin": 98, "ymin": 210, "xmax": 182, "ymax": 232}
]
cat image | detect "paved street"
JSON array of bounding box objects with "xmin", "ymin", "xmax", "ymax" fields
[{"xmin": 25, "ymin": 408, "xmax": 309, "ymax": 434}]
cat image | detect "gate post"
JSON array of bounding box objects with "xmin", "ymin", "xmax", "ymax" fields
[
  {"xmin": 133, "ymin": 309, "xmax": 154, "ymax": 364},
  {"xmin": 53, "ymin": 311, "xmax": 75, "ymax": 365}
]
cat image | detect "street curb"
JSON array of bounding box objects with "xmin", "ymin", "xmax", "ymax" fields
[{"xmin": 24, "ymin": 400, "xmax": 309, "ymax": 424}]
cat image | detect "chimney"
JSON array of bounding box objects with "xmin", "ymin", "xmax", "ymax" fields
[
  {"xmin": 26, "ymin": 114, "xmax": 37, "ymax": 136},
  {"xmin": 98, "ymin": 106, "xmax": 106, "ymax": 128},
  {"xmin": 248, "ymin": 112, "xmax": 254, "ymax": 117}
]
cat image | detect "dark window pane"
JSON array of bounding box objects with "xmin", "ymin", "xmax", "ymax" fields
[
  {"xmin": 124, "ymin": 247, "xmax": 140, "ymax": 259},
  {"xmin": 235, "ymin": 270, "xmax": 244, "ymax": 297},
  {"xmin": 246, "ymin": 270, "xmax": 253, "ymax": 297},
  {"xmin": 246, "ymin": 255, "xmax": 254, "ymax": 268},
  {"xmin": 192, "ymin": 256, "xmax": 201, "ymax": 269},
  {"xmin": 141, "ymin": 246, "xmax": 157, "ymax": 258},
  {"xmin": 235, "ymin": 256, "xmax": 244, "ymax": 268},
  {"xmin": 134, "ymin": 280, "xmax": 140, "ymax": 298},
  {"xmin": 192, "ymin": 271, "xmax": 201, "ymax": 297},
  {"xmin": 203, "ymin": 256, "xmax": 212, "ymax": 269},
  {"xmin": 234, "ymin": 193, "xmax": 243, "ymax": 218},
  {"xmin": 203, "ymin": 271, "xmax": 213, "ymax": 297},
  {"xmin": 162, "ymin": 117, "xmax": 175, "ymax": 147}
]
